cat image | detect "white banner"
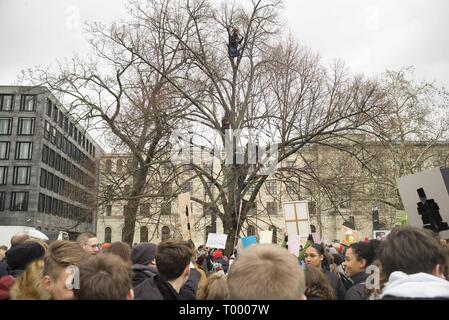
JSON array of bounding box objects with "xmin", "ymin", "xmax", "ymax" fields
[
  {"xmin": 259, "ymin": 230, "xmax": 273, "ymax": 244},
  {"xmin": 206, "ymin": 233, "xmax": 228, "ymax": 249}
]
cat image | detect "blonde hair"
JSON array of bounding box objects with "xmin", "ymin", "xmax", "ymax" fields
[
  {"xmin": 24, "ymin": 238, "xmax": 49, "ymax": 252},
  {"xmin": 9, "ymin": 259, "xmax": 51, "ymax": 300},
  {"xmin": 227, "ymin": 244, "xmax": 305, "ymax": 300},
  {"xmin": 197, "ymin": 273, "xmax": 229, "ymax": 300}
]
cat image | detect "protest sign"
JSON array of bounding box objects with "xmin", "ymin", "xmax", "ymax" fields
[
  {"xmin": 311, "ymin": 232, "xmax": 320, "ymax": 244},
  {"xmin": 282, "ymin": 201, "xmax": 311, "ymax": 244},
  {"xmin": 287, "ymin": 234, "xmax": 301, "ymax": 257},
  {"xmin": 241, "ymin": 235, "xmax": 257, "ymax": 248},
  {"xmin": 206, "ymin": 233, "xmax": 228, "ymax": 249},
  {"xmin": 259, "ymin": 230, "xmax": 273, "ymax": 244},
  {"xmin": 373, "ymin": 230, "xmax": 390, "ymax": 240},
  {"xmin": 340, "ymin": 225, "xmax": 360, "ymax": 246}
]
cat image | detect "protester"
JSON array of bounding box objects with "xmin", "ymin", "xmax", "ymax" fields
[
  {"xmin": 227, "ymin": 244, "xmax": 306, "ymax": 300},
  {"xmin": 378, "ymin": 226, "xmax": 449, "ymax": 299},
  {"xmin": 197, "ymin": 273, "xmax": 230, "ymax": 300},
  {"xmin": 106, "ymin": 241, "xmax": 132, "ymax": 265},
  {"xmin": 10, "ymin": 233, "xmax": 30, "ymax": 247},
  {"xmin": 304, "ymin": 243, "xmax": 346, "ymax": 299},
  {"xmin": 187, "ymin": 241, "xmax": 207, "ymax": 288},
  {"xmin": 304, "ymin": 265, "xmax": 336, "ymax": 300},
  {"xmin": 0, "ymin": 245, "xmax": 7, "ymax": 261},
  {"xmin": 40, "ymin": 240, "xmax": 88, "ymax": 300},
  {"xmin": 75, "ymin": 253, "xmax": 134, "ymax": 300},
  {"xmin": 131, "ymin": 243, "xmax": 158, "ymax": 287},
  {"xmin": 9, "ymin": 259, "xmax": 49, "ymax": 300},
  {"xmin": 76, "ymin": 232, "xmax": 100, "ymax": 256},
  {"xmin": 133, "ymin": 240, "xmax": 197, "ymax": 300},
  {"xmin": 343, "ymin": 240, "xmax": 378, "ymax": 300}
]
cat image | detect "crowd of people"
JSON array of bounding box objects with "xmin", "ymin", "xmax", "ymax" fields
[{"xmin": 1, "ymin": 226, "xmax": 449, "ymax": 300}]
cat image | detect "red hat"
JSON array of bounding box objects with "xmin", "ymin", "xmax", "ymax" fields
[{"xmin": 213, "ymin": 250, "xmax": 223, "ymax": 260}]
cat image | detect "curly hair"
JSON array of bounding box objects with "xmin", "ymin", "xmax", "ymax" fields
[{"xmin": 304, "ymin": 265, "xmax": 335, "ymax": 300}]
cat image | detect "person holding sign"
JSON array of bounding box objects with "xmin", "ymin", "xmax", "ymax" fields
[{"xmin": 304, "ymin": 244, "xmax": 346, "ymax": 300}]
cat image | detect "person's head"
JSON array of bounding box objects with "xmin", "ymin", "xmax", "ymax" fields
[
  {"xmin": 304, "ymin": 265, "xmax": 335, "ymax": 300},
  {"xmin": 6, "ymin": 242, "xmax": 46, "ymax": 274},
  {"xmin": 343, "ymin": 240, "xmax": 377, "ymax": 278},
  {"xmin": 77, "ymin": 232, "xmax": 99, "ymax": 255},
  {"xmin": 156, "ymin": 240, "xmax": 193, "ymax": 284},
  {"xmin": 227, "ymin": 244, "xmax": 306, "ymax": 300},
  {"xmin": 0, "ymin": 245, "xmax": 7, "ymax": 260},
  {"xmin": 9, "ymin": 259, "xmax": 50, "ymax": 300},
  {"xmin": 232, "ymin": 28, "xmax": 239, "ymax": 35},
  {"xmin": 378, "ymin": 226, "xmax": 449, "ymax": 280},
  {"xmin": 24, "ymin": 238, "xmax": 49, "ymax": 252},
  {"xmin": 305, "ymin": 244, "xmax": 325, "ymax": 268},
  {"xmin": 11, "ymin": 233, "xmax": 30, "ymax": 247},
  {"xmin": 106, "ymin": 242, "xmax": 132, "ymax": 265},
  {"xmin": 75, "ymin": 253, "xmax": 133, "ymax": 300},
  {"xmin": 42, "ymin": 240, "xmax": 88, "ymax": 300},
  {"xmin": 131, "ymin": 243, "xmax": 157, "ymax": 266},
  {"xmin": 197, "ymin": 273, "xmax": 230, "ymax": 300}
]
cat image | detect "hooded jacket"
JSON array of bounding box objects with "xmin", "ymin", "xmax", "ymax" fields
[
  {"xmin": 380, "ymin": 271, "xmax": 449, "ymax": 300},
  {"xmin": 344, "ymin": 272, "xmax": 368, "ymax": 300},
  {"xmin": 131, "ymin": 264, "xmax": 158, "ymax": 288}
]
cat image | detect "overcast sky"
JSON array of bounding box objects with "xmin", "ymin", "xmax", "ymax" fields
[{"xmin": 1, "ymin": 0, "xmax": 448, "ymax": 88}]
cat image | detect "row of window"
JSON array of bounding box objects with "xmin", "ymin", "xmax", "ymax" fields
[
  {"xmin": 0, "ymin": 141, "xmax": 33, "ymax": 160},
  {"xmin": 103, "ymin": 225, "xmax": 170, "ymax": 243},
  {"xmin": 103, "ymin": 203, "xmax": 172, "ymax": 217},
  {"xmin": 42, "ymin": 144, "xmax": 96, "ymax": 187},
  {"xmin": 0, "ymin": 94, "xmax": 36, "ymax": 112},
  {"xmin": 44, "ymin": 122, "xmax": 96, "ymax": 174},
  {"xmin": 0, "ymin": 117, "xmax": 35, "ymax": 135},
  {"xmin": 46, "ymin": 99, "xmax": 96, "ymax": 158},
  {"xmin": 0, "ymin": 166, "xmax": 31, "ymax": 185},
  {"xmin": 0, "ymin": 191, "xmax": 29, "ymax": 211},
  {"xmin": 40, "ymin": 168, "xmax": 92, "ymax": 206},
  {"xmin": 37, "ymin": 192, "xmax": 92, "ymax": 223}
]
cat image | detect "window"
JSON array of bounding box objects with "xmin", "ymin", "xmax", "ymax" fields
[
  {"xmin": 104, "ymin": 227, "xmax": 112, "ymax": 243},
  {"xmin": 116, "ymin": 159, "xmax": 123, "ymax": 174},
  {"xmin": 105, "ymin": 159, "xmax": 112, "ymax": 173},
  {"xmin": 286, "ymin": 181, "xmax": 298, "ymax": 194},
  {"xmin": 50, "ymin": 127, "xmax": 56, "ymax": 144},
  {"xmin": 15, "ymin": 142, "xmax": 33, "ymax": 160},
  {"xmin": 53, "ymin": 176, "xmax": 59, "ymax": 193},
  {"xmin": 247, "ymin": 225, "xmax": 256, "ymax": 236},
  {"xmin": 0, "ymin": 192, "xmax": 5, "ymax": 211},
  {"xmin": 265, "ymin": 181, "xmax": 277, "ymax": 194},
  {"xmin": 73, "ymin": 127, "xmax": 78, "ymax": 141},
  {"xmin": 339, "ymin": 191, "xmax": 351, "ymax": 209},
  {"xmin": 40, "ymin": 169, "xmax": 47, "ymax": 188},
  {"xmin": 58, "ymin": 111, "xmax": 64, "ymax": 128},
  {"xmin": 267, "ymin": 201, "xmax": 278, "ymax": 215},
  {"xmin": 181, "ymin": 181, "xmax": 193, "ymax": 193},
  {"xmin": 10, "ymin": 192, "xmax": 29, "ymax": 211},
  {"xmin": 69, "ymin": 122, "xmax": 73, "ymax": 136},
  {"xmin": 55, "ymin": 154, "xmax": 61, "ymax": 171},
  {"xmin": 44, "ymin": 121, "xmax": 51, "ymax": 140},
  {"xmin": 49, "ymin": 149, "xmax": 55, "ymax": 168},
  {"xmin": 161, "ymin": 226, "xmax": 170, "ymax": 241},
  {"xmin": 20, "ymin": 95, "xmax": 36, "ymax": 111},
  {"xmin": 13, "ymin": 166, "xmax": 31, "ymax": 185},
  {"xmin": 45, "ymin": 195, "xmax": 52, "ymax": 214},
  {"xmin": 161, "ymin": 203, "xmax": 171, "ymax": 215},
  {"xmin": 17, "ymin": 118, "xmax": 35, "ymax": 135},
  {"xmin": 47, "ymin": 173, "xmax": 53, "ymax": 191},
  {"xmin": 0, "ymin": 95, "xmax": 14, "ymax": 111},
  {"xmin": 64, "ymin": 117, "xmax": 68, "ymax": 132},
  {"xmin": 52, "ymin": 198, "xmax": 58, "ymax": 215},
  {"xmin": 42, "ymin": 145, "xmax": 49, "ymax": 164},
  {"xmin": 140, "ymin": 226, "xmax": 149, "ymax": 243},
  {"xmin": 106, "ymin": 205, "xmax": 112, "ymax": 217},
  {"xmin": 140, "ymin": 203, "xmax": 150, "ymax": 215},
  {"xmin": 286, "ymin": 160, "xmax": 296, "ymax": 167},
  {"xmin": 0, "ymin": 118, "xmax": 12, "ymax": 135},
  {"xmin": 53, "ymin": 106, "xmax": 58, "ymax": 122},
  {"xmin": 38, "ymin": 193, "xmax": 45, "ymax": 213},
  {"xmin": 0, "ymin": 142, "xmax": 10, "ymax": 159},
  {"xmin": 46, "ymin": 99, "xmax": 52, "ymax": 117},
  {"xmin": 0, "ymin": 166, "xmax": 8, "ymax": 185}
]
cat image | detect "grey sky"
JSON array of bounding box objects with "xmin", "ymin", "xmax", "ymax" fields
[{"xmin": 0, "ymin": 0, "xmax": 448, "ymax": 88}]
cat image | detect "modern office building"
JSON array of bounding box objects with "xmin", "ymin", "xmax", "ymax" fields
[{"xmin": 0, "ymin": 86, "xmax": 102, "ymax": 238}]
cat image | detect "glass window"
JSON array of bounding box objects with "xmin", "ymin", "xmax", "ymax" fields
[
  {"xmin": 0, "ymin": 166, "xmax": 8, "ymax": 185},
  {"xmin": 0, "ymin": 118, "xmax": 12, "ymax": 135},
  {"xmin": 15, "ymin": 142, "xmax": 33, "ymax": 160},
  {"xmin": 267, "ymin": 201, "xmax": 278, "ymax": 215},
  {"xmin": 69, "ymin": 122, "xmax": 73, "ymax": 136},
  {"xmin": 49, "ymin": 149, "xmax": 55, "ymax": 167},
  {"xmin": 181, "ymin": 181, "xmax": 193, "ymax": 193},
  {"xmin": 55, "ymin": 154, "xmax": 61, "ymax": 171},
  {"xmin": 53, "ymin": 176, "xmax": 59, "ymax": 193},
  {"xmin": 53, "ymin": 106, "xmax": 58, "ymax": 122},
  {"xmin": 13, "ymin": 166, "xmax": 31, "ymax": 185},
  {"xmin": 0, "ymin": 142, "xmax": 10, "ymax": 159},
  {"xmin": 247, "ymin": 225, "xmax": 256, "ymax": 236},
  {"xmin": 58, "ymin": 111, "xmax": 64, "ymax": 128},
  {"xmin": 105, "ymin": 159, "xmax": 112, "ymax": 173},
  {"xmin": 0, "ymin": 95, "xmax": 14, "ymax": 111},
  {"xmin": 17, "ymin": 118, "xmax": 35, "ymax": 135},
  {"xmin": 38, "ymin": 193, "xmax": 45, "ymax": 213},
  {"xmin": 10, "ymin": 191, "xmax": 29, "ymax": 211},
  {"xmin": 161, "ymin": 226, "xmax": 170, "ymax": 241},
  {"xmin": 140, "ymin": 226, "xmax": 148, "ymax": 242},
  {"xmin": 42, "ymin": 145, "xmax": 49, "ymax": 164},
  {"xmin": 106, "ymin": 205, "xmax": 112, "ymax": 216},
  {"xmin": 64, "ymin": 117, "xmax": 68, "ymax": 132},
  {"xmin": 46, "ymin": 99, "xmax": 52, "ymax": 117},
  {"xmin": 52, "ymin": 198, "xmax": 57, "ymax": 215},
  {"xmin": 50, "ymin": 127, "xmax": 56, "ymax": 144},
  {"xmin": 265, "ymin": 181, "xmax": 277, "ymax": 194},
  {"xmin": 47, "ymin": 173, "xmax": 53, "ymax": 191},
  {"xmin": 44, "ymin": 121, "xmax": 51, "ymax": 140},
  {"xmin": 20, "ymin": 95, "xmax": 36, "ymax": 111},
  {"xmin": 0, "ymin": 192, "xmax": 5, "ymax": 211},
  {"xmin": 45, "ymin": 195, "xmax": 52, "ymax": 214},
  {"xmin": 40, "ymin": 168, "xmax": 47, "ymax": 188},
  {"xmin": 104, "ymin": 227, "xmax": 112, "ymax": 243}
]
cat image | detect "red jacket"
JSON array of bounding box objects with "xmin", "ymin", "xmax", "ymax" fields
[{"xmin": 0, "ymin": 275, "xmax": 15, "ymax": 300}]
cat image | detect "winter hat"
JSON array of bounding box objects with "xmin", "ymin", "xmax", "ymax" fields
[
  {"xmin": 6, "ymin": 242, "xmax": 46, "ymax": 271},
  {"xmin": 131, "ymin": 243, "xmax": 157, "ymax": 265},
  {"xmin": 333, "ymin": 243, "xmax": 343, "ymax": 254},
  {"xmin": 213, "ymin": 250, "xmax": 223, "ymax": 260}
]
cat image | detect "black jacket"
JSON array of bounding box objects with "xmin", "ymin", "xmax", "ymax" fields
[
  {"xmin": 132, "ymin": 264, "xmax": 158, "ymax": 288},
  {"xmin": 324, "ymin": 270, "xmax": 346, "ymax": 300},
  {"xmin": 0, "ymin": 260, "xmax": 8, "ymax": 278},
  {"xmin": 344, "ymin": 272, "xmax": 368, "ymax": 300},
  {"xmin": 134, "ymin": 268, "xmax": 201, "ymax": 300}
]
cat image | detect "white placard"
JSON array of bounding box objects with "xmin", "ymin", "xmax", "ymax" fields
[
  {"xmin": 259, "ymin": 230, "xmax": 273, "ymax": 244},
  {"xmin": 283, "ymin": 201, "xmax": 311, "ymax": 243},
  {"xmin": 206, "ymin": 233, "xmax": 228, "ymax": 249},
  {"xmin": 288, "ymin": 234, "xmax": 301, "ymax": 257},
  {"xmin": 397, "ymin": 167, "xmax": 449, "ymax": 239}
]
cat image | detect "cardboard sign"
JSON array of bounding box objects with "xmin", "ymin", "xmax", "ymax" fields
[
  {"xmin": 320, "ymin": 234, "xmax": 328, "ymax": 245},
  {"xmin": 397, "ymin": 167, "xmax": 449, "ymax": 239},
  {"xmin": 241, "ymin": 236, "xmax": 257, "ymax": 248},
  {"xmin": 340, "ymin": 225, "xmax": 360, "ymax": 245},
  {"xmin": 287, "ymin": 234, "xmax": 301, "ymax": 257},
  {"xmin": 311, "ymin": 232, "xmax": 320, "ymax": 244},
  {"xmin": 178, "ymin": 193, "xmax": 193, "ymax": 240},
  {"xmin": 282, "ymin": 201, "xmax": 311, "ymax": 244},
  {"xmin": 259, "ymin": 230, "xmax": 273, "ymax": 244},
  {"xmin": 373, "ymin": 230, "xmax": 390, "ymax": 240},
  {"xmin": 206, "ymin": 233, "xmax": 228, "ymax": 249}
]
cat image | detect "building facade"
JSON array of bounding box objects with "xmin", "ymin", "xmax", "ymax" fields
[{"xmin": 0, "ymin": 86, "xmax": 102, "ymax": 237}]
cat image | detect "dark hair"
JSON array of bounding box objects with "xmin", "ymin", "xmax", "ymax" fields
[
  {"xmin": 43, "ymin": 240, "xmax": 87, "ymax": 280},
  {"xmin": 378, "ymin": 226, "xmax": 448, "ymax": 279},
  {"xmin": 304, "ymin": 265, "xmax": 335, "ymax": 300},
  {"xmin": 75, "ymin": 253, "xmax": 132, "ymax": 300},
  {"xmin": 156, "ymin": 240, "xmax": 193, "ymax": 281},
  {"xmin": 106, "ymin": 242, "xmax": 132, "ymax": 265},
  {"xmin": 308, "ymin": 244, "xmax": 331, "ymax": 271},
  {"xmin": 349, "ymin": 240, "xmax": 378, "ymax": 267}
]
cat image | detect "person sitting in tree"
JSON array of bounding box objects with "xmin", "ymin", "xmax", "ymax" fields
[{"xmin": 227, "ymin": 27, "xmax": 244, "ymax": 59}]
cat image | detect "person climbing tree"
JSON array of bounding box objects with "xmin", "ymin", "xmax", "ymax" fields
[{"xmin": 227, "ymin": 27, "xmax": 244, "ymax": 60}]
